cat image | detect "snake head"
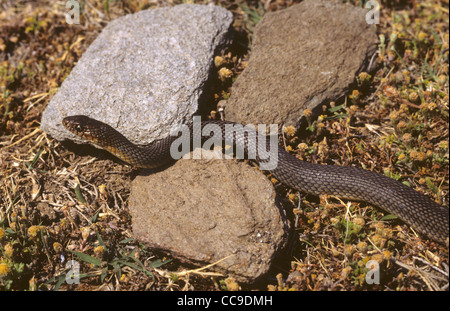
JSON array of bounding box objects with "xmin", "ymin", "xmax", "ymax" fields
[
  {"xmin": 62, "ymin": 115, "xmax": 141, "ymax": 167},
  {"xmin": 62, "ymin": 115, "xmax": 111, "ymax": 144}
]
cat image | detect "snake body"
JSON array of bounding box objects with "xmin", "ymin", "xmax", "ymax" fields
[{"xmin": 62, "ymin": 115, "xmax": 449, "ymax": 244}]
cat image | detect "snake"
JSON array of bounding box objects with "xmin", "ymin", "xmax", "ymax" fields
[{"xmin": 62, "ymin": 115, "xmax": 449, "ymax": 245}]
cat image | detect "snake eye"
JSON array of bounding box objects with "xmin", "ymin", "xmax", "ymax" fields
[{"xmin": 75, "ymin": 124, "xmax": 82, "ymax": 132}]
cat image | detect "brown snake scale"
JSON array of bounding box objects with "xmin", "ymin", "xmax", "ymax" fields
[{"xmin": 63, "ymin": 115, "xmax": 449, "ymax": 245}]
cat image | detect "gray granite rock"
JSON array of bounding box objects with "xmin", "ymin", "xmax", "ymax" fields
[
  {"xmin": 130, "ymin": 153, "xmax": 290, "ymax": 283},
  {"xmin": 41, "ymin": 4, "xmax": 233, "ymax": 145},
  {"xmin": 225, "ymin": 0, "xmax": 378, "ymax": 128}
]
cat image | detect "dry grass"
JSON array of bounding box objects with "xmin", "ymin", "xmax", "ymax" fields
[{"xmin": 0, "ymin": 0, "xmax": 448, "ymax": 290}]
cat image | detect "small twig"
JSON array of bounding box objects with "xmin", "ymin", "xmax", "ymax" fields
[
  {"xmin": 412, "ymin": 256, "xmax": 449, "ymax": 278},
  {"xmin": 1, "ymin": 128, "xmax": 41, "ymax": 149},
  {"xmin": 367, "ymin": 66, "xmax": 395, "ymax": 101},
  {"xmin": 367, "ymin": 237, "xmax": 383, "ymax": 254},
  {"xmin": 154, "ymin": 255, "xmax": 235, "ymax": 279},
  {"xmin": 23, "ymin": 92, "xmax": 48, "ymax": 103},
  {"xmin": 392, "ymin": 259, "xmax": 441, "ymax": 291},
  {"xmin": 281, "ymin": 124, "xmax": 288, "ymax": 151},
  {"xmin": 175, "ymin": 255, "xmax": 234, "ymax": 277},
  {"xmin": 294, "ymin": 192, "xmax": 301, "ymax": 227},
  {"xmin": 367, "ymin": 50, "xmax": 379, "ymax": 72},
  {"xmin": 399, "ymin": 98, "xmax": 421, "ymax": 109}
]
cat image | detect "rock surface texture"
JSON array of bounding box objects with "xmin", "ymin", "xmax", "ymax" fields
[
  {"xmin": 130, "ymin": 155, "xmax": 290, "ymax": 283},
  {"xmin": 41, "ymin": 4, "xmax": 233, "ymax": 145},
  {"xmin": 225, "ymin": 0, "xmax": 378, "ymax": 128}
]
